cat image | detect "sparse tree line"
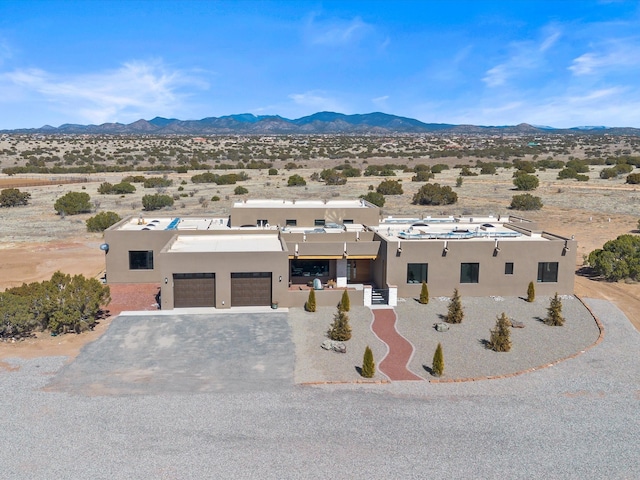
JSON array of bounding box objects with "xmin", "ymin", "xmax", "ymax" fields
[{"xmin": 0, "ymin": 272, "xmax": 110, "ymax": 339}]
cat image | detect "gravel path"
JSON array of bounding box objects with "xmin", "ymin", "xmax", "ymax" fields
[{"xmin": 0, "ymin": 298, "xmax": 638, "ymax": 478}]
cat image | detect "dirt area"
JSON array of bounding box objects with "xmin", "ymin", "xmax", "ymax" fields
[{"xmin": 1, "ymin": 160, "xmax": 638, "ymax": 360}]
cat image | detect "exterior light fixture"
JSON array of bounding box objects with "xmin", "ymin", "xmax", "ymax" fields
[{"xmin": 164, "ymin": 277, "xmax": 168, "ymax": 284}]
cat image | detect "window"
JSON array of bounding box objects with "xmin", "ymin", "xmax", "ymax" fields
[
  {"xmin": 257, "ymin": 219, "xmax": 268, "ymax": 227},
  {"xmin": 460, "ymin": 263, "xmax": 479, "ymax": 283},
  {"xmin": 343, "ymin": 219, "xmax": 354, "ymax": 224},
  {"xmin": 407, "ymin": 263, "xmax": 428, "ymax": 283},
  {"xmin": 537, "ymin": 262, "xmax": 558, "ymax": 282},
  {"xmin": 285, "ymin": 219, "xmax": 297, "ymax": 226},
  {"xmin": 314, "ymin": 219, "xmax": 325, "ymax": 226},
  {"xmin": 290, "ymin": 260, "xmax": 330, "ymax": 278},
  {"xmin": 129, "ymin": 250, "xmax": 153, "ymax": 270},
  {"xmin": 505, "ymin": 262, "xmax": 514, "ymax": 275}
]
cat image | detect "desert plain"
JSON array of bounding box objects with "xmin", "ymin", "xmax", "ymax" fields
[{"xmin": 0, "ymin": 133, "xmax": 639, "ymax": 359}]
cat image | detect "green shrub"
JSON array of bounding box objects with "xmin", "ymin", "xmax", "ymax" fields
[
  {"xmin": 412, "ymin": 170, "xmax": 433, "ymax": 182},
  {"xmin": 97, "ymin": 182, "xmax": 114, "ymax": 194},
  {"xmin": 626, "ymin": 173, "xmax": 640, "ymax": 184},
  {"xmin": 376, "ymin": 180, "xmax": 403, "ymax": 195},
  {"xmin": 328, "ymin": 308, "xmax": 352, "ymax": 341},
  {"xmin": 361, "ymin": 346, "xmax": 375, "ymax": 378},
  {"xmin": 480, "ymin": 164, "xmax": 497, "ymax": 175},
  {"xmin": 527, "ymin": 281, "xmax": 535, "ymax": 302},
  {"xmin": 455, "ymin": 176, "xmax": 463, "ymax": 187},
  {"xmin": 112, "ymin": 182, "xmax": 136, "ymax": 194},
  {"xmin": 545, "ymin": 293, "xmax": 564, "ymax": 326},
  {"xmin": 305, "ymin": 289, "xmax": 316, "ymax": 312},
  {"xmin": 460, "ymin": 166, "xmax": 478, "ymax": 176},
  {"xmin": 142, "ymin": 194, "xmax": 174, "ymax": 211},
  {"xmin": 86, "ymin": 211, "xmax": 121, "ymax": 232},
  {"xmin": 510, "ymin": 193, "xmax": 543, "ymax": 211},
  {"xmin": 487, "ymin": 312, "xmax": 512, "ymax": 352},
  {"xmin": 445, "ymin": 289, "xmax": 464, "ymax": 323},
  {"xmin": 412, "ymin": 183, "xmax": 457, "ymax": 205},
  {"xmin": 234, "ymin": 186, "xmax": 248, "ymax": 195},
  {"xmin": 513, "ymin": 174, "xmax": 539, "ymax": 191},
  {"xmin": 0, "ymin": 188, "xmax": 30, "ymax": 207},
  {"xmin": 0, "ymin": 271, "xmax": 110, "ymax": 337},
  {"xmin": 143, "ymin": 177, "xmax": 172, "ymax": 188},
  {"xmin": 54, "ymin": 191, "xmax": 92, "ymax": 215},
  {"xmin": 419, "ymin": 282, "xmax": 429, "ymax": 304},
  {"xmin": 576, "ymin": 174, "xmax": 589, "ymax": 182},
  {"xmin": 287, "ymin": 174, "xmax": 306, "ymax": 186},
  {"xmin": 359, "ymin": 191, "xmax": 385, "ymax": 207},
  {"xmin": 431, "ymin": 164, "xmax": 449, "ymax": 174},
  {"xmin": 211, "ymin": 195, "xmax": 220, "ymax": 201},
  {"xmin": 338, "ymin": 290, "xmax": 350, "ymax": 312},
  {"xmin": 268, "ymin": 168, "xmax": 278, "ymax": 175},
  {"xmin": 600, "ymin": 167, "xmax": 618, "ymax": 179},
  {"xmin": 587, "ymin": 234, "xmax": 640, "ymax": 281},
  {"xmin": 432, "ymin": 343, "xmax": 444, "ymax": 377}
]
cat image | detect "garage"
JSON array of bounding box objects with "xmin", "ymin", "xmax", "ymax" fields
[
  {"xmin": 231, "ymin": 272, "xmax": 272, "ymax": 306},
  {"xmin": 173, "ymin": 273, "xmax": 216, "ymax": 308}
]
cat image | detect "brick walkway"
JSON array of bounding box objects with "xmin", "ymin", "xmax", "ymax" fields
[{"xmin": 371, "ymin": 309, "xmax": 423, "ymax": 381}]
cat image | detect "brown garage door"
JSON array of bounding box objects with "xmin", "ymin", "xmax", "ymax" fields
[
  {"xmin": 173, "ymin": 273, "xmax": 215, "ymax": 308},
  {"xmin": 231, "ymin": 272, "xmax": 272, "ymax": 306}
]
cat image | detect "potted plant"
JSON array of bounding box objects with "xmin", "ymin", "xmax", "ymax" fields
[{"xmin": 271, "ymin": 301, "xmax": 279, "ymax": 309}]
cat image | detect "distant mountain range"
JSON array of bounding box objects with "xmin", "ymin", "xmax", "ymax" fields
[{"xmin": 3, "ymin": 112, "xmax": 640, "ymax": 135}]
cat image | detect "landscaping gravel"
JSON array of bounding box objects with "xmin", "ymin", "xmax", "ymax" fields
[{"xmin": 0, "ymin": 298, "xmax": 638, "ymax": 479}]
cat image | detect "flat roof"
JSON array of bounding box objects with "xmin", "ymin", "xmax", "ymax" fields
[
  {"xmin": 117, "ymin": 217, "xmax": 229, "ymax": 231},
  {"xmin": 232, "ymin": 199, "xmax": 373, "ymax": 209},
  {"xmin": 373, "ymin": 216, "xmax": 545, "ymax": 242},
  {"xmin": 168, "ymin": 234, "xmax": 283, "ymax": 253}
]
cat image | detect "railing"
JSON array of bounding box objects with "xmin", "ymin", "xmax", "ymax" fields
[{"xmin": 371, "ymin": 288, "xmax": 388, "ymax": 305}]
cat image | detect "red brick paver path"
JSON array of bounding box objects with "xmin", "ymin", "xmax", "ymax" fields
[
  {"xmin": 371, "ymin": 309, "xmax": 422, "ymax": 381},
  {"xmin": 105, "ymin": 283, "xmax": 161, "ymax": 317}
]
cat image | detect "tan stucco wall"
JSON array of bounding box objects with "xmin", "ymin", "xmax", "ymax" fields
[
  {"xmin": 382, "ymin": 234, "xmax": 576, "ymax": 298},
  {"xmin": 230, "ymin": 204, "xmax": 379, "ymax": 227}
]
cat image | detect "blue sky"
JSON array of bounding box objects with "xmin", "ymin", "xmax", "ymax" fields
[{"xmin": 1, "ymin": 0, "xmax": 639, "ymax": 129}]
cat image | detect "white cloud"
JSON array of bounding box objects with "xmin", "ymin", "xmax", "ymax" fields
[
  {"xmin": 483, "ymin": 28, "xmax": 561, "ymax": 87},
  {"xmin": 288, "ymin": 91, "xmax": 344, "ymax": 112},
  {"xmin": 372, "ymin": 95, "xmax": 389, "ymax": 108},
  {"xmin": 304, "ymin": 14, "xmax": 373, "ymax": 47},
  {"xmin": 0, "ymin": 60, "xmax": 208, "ymax": 124},
  {"xmin": 569, "ymin": 44, "xmax": 640, "ymax": 76}
]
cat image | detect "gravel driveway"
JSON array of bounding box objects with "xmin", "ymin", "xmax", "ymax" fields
[{"xmin": 0, "ymin": 298, "xmax": 638, "ymax": 479}]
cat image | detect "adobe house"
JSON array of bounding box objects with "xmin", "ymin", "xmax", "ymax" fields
[{"xmin": 102, "ymin": 199, "xmax": 576, "ymax": 309}]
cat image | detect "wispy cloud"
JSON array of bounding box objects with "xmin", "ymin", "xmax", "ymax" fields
[
  {"xmin": 569, "ymin": 41, "xmax": 640, "ymax": 75},
  {"xmin": 288, "ymin": 90, "xmax": 345, "ymax": 112},
  {"xmin": 372, "ymin": 95, "xmax": 389, "ymax": 108},
  {"xmin": 483, "ymin": 28, "xmax": 561, "ymax": 87},
  {"xmin": 304, "ymin": 14, "xmax": 373, "ymax": 47},
  {"xmin": 0, "ymin": 60, "xmax": 208, "ymax": 124}
]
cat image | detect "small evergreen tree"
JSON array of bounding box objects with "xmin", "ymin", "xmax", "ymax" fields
[
  {"xmin": 305, "ymin": 289, "xmax": 316, "ymax": 312},
  {"xmin": 445, "ymin": 288, "xmax": 464, "ymax": 323},
  {"xmin": 527, "ymin": 281, "xmax": 535, "ymax": 302},
  {"xmin": 361, "ymin": 345, "xmax": 375, "ymax": 378},
  {"xmin": 419, "ymin": 281, "xmax": 429, "ymax": 304},
  {"xmin": 432, "ymin": 343, "xmax": 444, "ymax": 377},
  {"xmin": 487, "ymin": 312, "xmax": 512, "ymax": 352},
  {"xmin": 545, "ymin": 293, "xmax": 565, "ymax": 326},
  {"xmin": 338, "ymin": 290, "xmax": 350, "ymax": 312},
  {"xmin": 328, "ymin": 308, "xmax": 352, "ymax": 341}
]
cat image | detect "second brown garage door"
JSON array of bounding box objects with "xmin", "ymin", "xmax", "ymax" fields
[
  {"xmin": 231, "ymin": 272, "xmax": 272, "ymax": 306},
  {"xmin": 173, "ymin": 273, "xmax": 215, "ymax": 308}
]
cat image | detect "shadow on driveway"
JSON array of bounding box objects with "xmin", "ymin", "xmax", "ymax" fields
[{"xmin": 47, "ymin": 313, "xmax": 294, "ymax": 395}]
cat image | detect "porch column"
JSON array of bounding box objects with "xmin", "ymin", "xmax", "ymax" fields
[{"xmin": 336, "ymin": 258, "xmax": 348, "ymax": 287}]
